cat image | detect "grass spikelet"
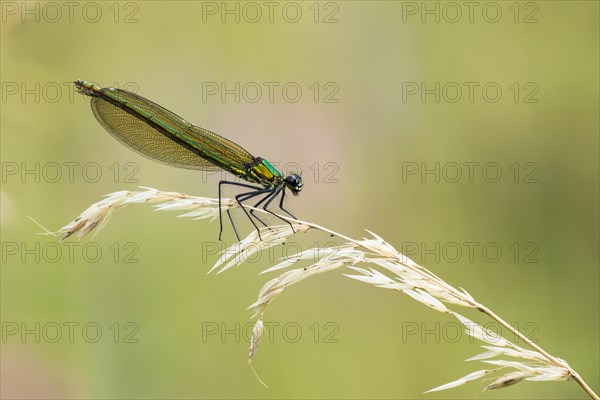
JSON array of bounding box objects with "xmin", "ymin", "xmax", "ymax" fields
[{"xmin": 52, "ymin": 188, "xmax": 599, "ymax": 399}]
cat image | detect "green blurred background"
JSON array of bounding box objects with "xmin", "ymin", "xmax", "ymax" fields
[{"xmin": 1, "ymin": 1, "xmax": 598, "ymax": 399}]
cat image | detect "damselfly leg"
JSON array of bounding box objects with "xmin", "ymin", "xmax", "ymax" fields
[{"xmin": 218, "ymin": 180, "xmax": 296, "ymax": 241}]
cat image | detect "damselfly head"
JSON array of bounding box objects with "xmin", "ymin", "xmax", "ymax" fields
[{"xmin": 284, "ymin": 174, "xmax": 303, "ymax": 196}]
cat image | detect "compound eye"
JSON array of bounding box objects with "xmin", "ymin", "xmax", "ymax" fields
[{"xmin": 286, "ymin": 175, "xmax": 299, "ymax": 185}]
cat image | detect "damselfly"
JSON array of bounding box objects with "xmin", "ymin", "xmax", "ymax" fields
[{"xmin": 74, "ymin": 80, "xmax": 303, "ymax": 240}]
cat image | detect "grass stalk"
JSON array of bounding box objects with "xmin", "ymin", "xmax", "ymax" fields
[{"xmin": 51, "ymin": 187, "xmax": 598, "ymax": 399}]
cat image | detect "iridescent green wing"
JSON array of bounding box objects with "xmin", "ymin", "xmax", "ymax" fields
[{"xmin": 90, "ymin": 87, "xmax": 256, "ymax": 172}]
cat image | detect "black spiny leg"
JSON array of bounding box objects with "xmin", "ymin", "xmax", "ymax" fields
[
  {"xmin": 237, "ymin": 189, "xmax": 274, "ymax": 229},
  {"xmin": 218, "ymin": 180, "xmax": 267, "ymax": 241},
  {"xmin": 278, "ymin": 185, "xmax": 296, "ymax": 219},
  {"xmin": 262, "ymin": 186, "xmax": 296, "ymax": 232},
  {"xmin": 234, "ymin": 188, "xmax": 275, "ymax": 241}
]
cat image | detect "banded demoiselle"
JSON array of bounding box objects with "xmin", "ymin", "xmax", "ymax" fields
[{"xmin": 74, "ymin": 80, "xmax": 303, "ymax": 240}]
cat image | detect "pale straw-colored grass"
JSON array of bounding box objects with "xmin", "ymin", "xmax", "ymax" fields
[{"xmin": 50, "ymin": 187, "xmax": 598, "ymax": 399}]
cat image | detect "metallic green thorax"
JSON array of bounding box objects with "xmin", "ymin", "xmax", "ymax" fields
[{"xmin": 74, "ymin": 80, "xmax": 283, "ymax": 188}]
